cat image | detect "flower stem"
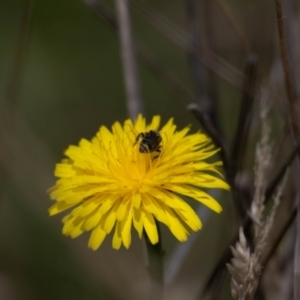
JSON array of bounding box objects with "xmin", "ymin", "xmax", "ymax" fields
[
  {"xmin": 144, "ymin": 222, "xmax": 164, "ymax": 300},
  {"xmin": 114, "ymin": 0, "xmax": 143, "ymax": 119}
]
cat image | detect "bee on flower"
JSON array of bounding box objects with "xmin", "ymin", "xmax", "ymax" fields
[
  {"xmin": 134, "ymin": 130, "xmax": 162, "ymax": 153},
  {"xmin": 48, "ymin": 115, "xmax": 229, "ymax": 250}
]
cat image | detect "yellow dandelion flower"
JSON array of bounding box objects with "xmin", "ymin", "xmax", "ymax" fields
[{"xmin": 48, "ymin": 115, "xmax": 229, "ymax": 250}]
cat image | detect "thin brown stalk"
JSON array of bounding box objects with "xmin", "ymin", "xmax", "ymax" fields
[
  {"xmin": 131, "ymin": 0, "xmax": 243, "ymax": 88},
  {"xmin": 275, "ymin": 0, "xmax": 297, "ymax": 114},
  {"xmin": 295, "ymin": 190, "xmax": 300, "ymax": 300},
  {"xmin": 203, "ymin": 0, "xmax": 219, "ymax": 120},
  {"xmin": 114, "ymin": 0, "xmax": 143, "ymax": 119},
  {"xmin": 263, "ymin": 207, "xmax": 297, "ymax": 268},
  {"xmin": 187, "ymin": 103, "xmax": 227, "ymax": 172},
  {"xmin": 274, "ymin": 1, "xmax": 300, "ymax": 299},
  {"xmin": 189, "ymin": 60, "xmax": 257, "ymax": 220},
  {"xmin": 188, "ymin": 100, "xmax": 245, "ymax": 223},
  {"xmin": 86, "ymin": 0, "xmax": 196, "ymax": 106},
  {"xmin": 217, "ymin": 0, "xmax": 252, "ymax": 54},
  {"xmin": 282, "ymin": 0, "xmax": 300, "ymax": 100},
  {"xmin": 231, "ymin": 55, "xmax": 257, "ymax": 175},
  {"xmin": 185, "ymin": 0, "xmax": 212, "ymax": 114}
]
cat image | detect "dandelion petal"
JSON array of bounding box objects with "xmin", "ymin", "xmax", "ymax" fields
[
  {"xmin": 88, "ymin": 225, "xmax": 107, "ymax": 250},
  {"xmin": 143, "ymin": 212, "xmax": 158, "ymax": 244}
]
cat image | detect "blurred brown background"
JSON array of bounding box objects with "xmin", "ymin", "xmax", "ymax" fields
[{"xmin": 0, "ymin": 0, "xmax": 299, "ymax": 299}]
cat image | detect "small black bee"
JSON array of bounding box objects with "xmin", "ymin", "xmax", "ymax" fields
[{"xmin": 134, "ymin": 130, "xmax": 162, "ymax": 153}]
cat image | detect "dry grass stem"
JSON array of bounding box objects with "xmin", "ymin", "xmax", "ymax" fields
[
  {"xmin": 227, "ymin": 88, "xmax": 287, "ymax": 300},
  {"xmin": 250, "ymin": 89, "xmax": 272, "ymax": 241},
  {"xmin": 114, "ymin": 0, "xmax": 143, "ymax": 118}
]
